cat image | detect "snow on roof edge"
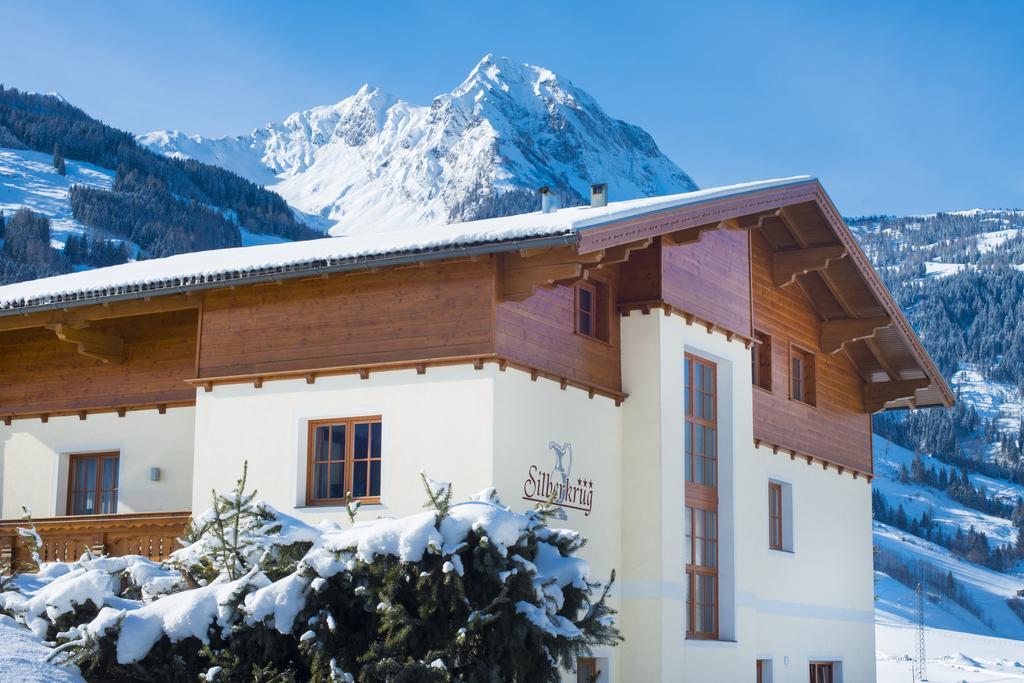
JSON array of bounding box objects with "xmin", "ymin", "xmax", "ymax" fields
[{"xmin": 0, "ymin": 176, "xmax": 814, "ymax": 314}]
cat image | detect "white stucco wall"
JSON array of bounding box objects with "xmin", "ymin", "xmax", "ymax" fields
[
  {"xmin": 616, "ymin": 313, "xmax": 875, "ymax": 682},
  {"xmin": 191, "ymin": 366, "xmax": 496, "ymax": 525},
  {"xmin": 0, "ymin": 407, "xmax": 195, "ymax": 518}
]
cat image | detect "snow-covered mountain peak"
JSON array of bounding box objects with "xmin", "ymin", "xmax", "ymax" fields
[{"xmin": 141, "ymin": 56, "xmax": 696, "ymax": 235}]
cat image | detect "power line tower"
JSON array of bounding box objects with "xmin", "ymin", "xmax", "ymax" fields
[{"xmin": 915, "ymin": 582, "xmax": 928, "ymax": 682}]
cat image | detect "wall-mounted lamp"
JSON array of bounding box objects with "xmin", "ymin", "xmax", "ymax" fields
[{"xmin": 150, "ymin": 467, "xmax": 161, "ymax": 482}]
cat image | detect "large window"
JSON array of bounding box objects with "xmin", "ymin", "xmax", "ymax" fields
[
  {"xmin": 685, "ymin": 354, "xmax": 718, "ymax": 639},
  {"xmin": 67, "ymin": 452, "xmax": 119, "ymax": 515},
  {"xmin": 809, "ymin": 661, "xmax": 836, "ymax": 683},
  {"xmin": 307, "ymin": 417, "xmax": 382, "ymax": 505},
  {"xmin": 768, "ymin": 482, "xmax": 784, "ymax": 550}
]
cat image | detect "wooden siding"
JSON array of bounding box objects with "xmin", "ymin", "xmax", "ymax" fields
[
  {"xmin": 197, "ymin": 259, "xmax": 496, "ymax": 378},
  {"xmin": 749, "ymin": 230, "xmax": 872, "ymax": 472},
  {"xmin": 618, "ymin": 233, "xmax": 753, "ymax": 340},
  {"xmin": 0, "ymin": 309, "xmax": 198, "ymax": 417},
  {"xmin": 662, "ymin": 231, "xmax": 753, "ymax": 338},
  {"xmin": 496, "ymin": 269, "xmax": 622, "ymax": 392}
]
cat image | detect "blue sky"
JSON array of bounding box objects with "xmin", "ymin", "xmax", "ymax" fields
[{"xmin": 3, "ymin": 0, "xmax": 1022, "ymax": 215}]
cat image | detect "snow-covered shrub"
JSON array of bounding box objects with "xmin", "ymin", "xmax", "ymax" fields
[
  {"xmin": 62, "ymin": 475, "xmax": 620, "ymax": 682},
  {"xmin": 169, "ymin": 462, "xmax": 320, "ymax": 585},
  {"xmin": 0, "ymin": 554, "xmax": 181, "ymax": 641}
]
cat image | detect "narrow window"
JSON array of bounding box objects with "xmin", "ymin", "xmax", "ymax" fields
[
  {"xmin": 809, "ymin": 661, "xmax": 835, "ymax": 683},
  {"xmin": 68, "ymin": 452, "xmax": 119, "ymax": 515},
  {"xmin": 756, "ymin": 659, "xmax": 772, "ymax": 683},
  {"xmin": 752, "ymin": 331, "xmax": 772, "ymax": 391},
  {"xmin": 307, "ymin": 417, "xmax": 382, "ymax": 505},
  {"xmin": 790, "ymin": 347, "xmax": 816, "ymax": 405},
  {"xmin": 768, "ymin": 482, "xmax": 784, "ymax": 550},
  {"xmin": 575, "ymin": 280, "xmax": 609, "ymax": 342},
  {"xmin": 685, "ymin": 354, "xmax": 718, "ymax": 639}
]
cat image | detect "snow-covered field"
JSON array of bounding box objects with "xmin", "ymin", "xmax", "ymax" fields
[
  {"xmin": 0, "ymin": 615, "xmax": 83, "ymax": 682},
  {"xmin": 0, "ymin": 146, "xmax": 114, "ymax": 248},
  {"xmin": 877, "ymin": 620, "xmax": 1024, "ymax": 682}
]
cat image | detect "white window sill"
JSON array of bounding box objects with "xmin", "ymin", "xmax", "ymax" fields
[
  {"xmin": 685, "ymin": 638, "xmax": 738, "ymax": 647},
  {"xmin": 768, "ymin": 547, "xmax": 795, "ymax": 557}
]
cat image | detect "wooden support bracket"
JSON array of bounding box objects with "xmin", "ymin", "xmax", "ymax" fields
[
  {"xmin": 772, "ymin": 245, "xmax": 846, "ymax": 288},
  {"xmin": 820, "ymin": 316, "xmax": 892, "ymax": 354},
  {"xmin": 48, "ymin": 322, "xmax": 125, "ymax": 364},
  {"xmin": 863, "ymin": 378, "xmax": 931, "ymax": 412}
]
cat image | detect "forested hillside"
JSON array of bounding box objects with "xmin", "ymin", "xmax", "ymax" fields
[
  {"xmin": 0, "ymin": 87, "xmax": 317, "ymax": 284},
  {"xmin": 852, "ymin": 210, "xmax": 1024, "ymax": 637}
]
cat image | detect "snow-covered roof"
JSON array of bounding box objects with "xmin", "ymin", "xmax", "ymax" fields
[{"xmin": 0, "ymin": 176, "xmax": 812, "ymax": 314}]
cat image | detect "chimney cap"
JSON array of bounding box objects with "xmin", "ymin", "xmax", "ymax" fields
[
  {"xmin": 538, "ymin": 186, "xmax": 552, "ymax": 195},
  {"xmin": 590, "ymin": 182, "xmax": 608, "ymax": 208}
]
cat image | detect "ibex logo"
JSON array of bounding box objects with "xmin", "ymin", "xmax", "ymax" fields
[{"xmin": 522, "ymin": 441, "xmax": 595, "ymax": 516}]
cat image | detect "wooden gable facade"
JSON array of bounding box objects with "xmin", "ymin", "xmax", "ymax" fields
[{"xmin": 0, "ymin": 179, "xmax": 951, "ymax": 477}]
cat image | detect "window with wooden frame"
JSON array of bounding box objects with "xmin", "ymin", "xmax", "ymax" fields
[
  {"xmin": 306, "ymin": 417, "xmax": 382, "ymax": 505},
  {"xmin": 574, "ymin": 280, "xmax": 610, "ymax": 342},
  {"xmin": 756, "ymin": 659, "xmax": 772, "ymax": 683},
  {"xmin": 809, "ymin": 661, "xmax": 835, "ymax": 683},
  {"xmin": 67, "ymin": 452, "xmax": 119, "ymax": 516},
  {"xmin": 752, "ymin": 330, "xmax": 772, "ymax": 391},
  {"xmin": 790, "ymin": 346, "xmax": 816, "ymax": 406},
  {"xmin": 768, "ymin": 482, "xmax": 784, "ymax": 550},
  {"xmin": 576, "ymin": 657, "xmax": 599, "ymax": 683},
  {"xmin": 684, "ymin": 354, "xmax": 718, "ymax": 639}
]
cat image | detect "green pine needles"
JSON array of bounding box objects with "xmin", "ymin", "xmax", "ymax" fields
[{"xmin": 28, "ymin": 466, "xmax": 622, "ymax": 682}]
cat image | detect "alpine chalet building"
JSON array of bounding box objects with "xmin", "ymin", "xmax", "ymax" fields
[{"xmin": 0, "ymin": 177, "xmax": 951, "ymax": 681}]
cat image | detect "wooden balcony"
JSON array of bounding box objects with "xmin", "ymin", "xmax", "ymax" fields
[{"xmin": 0, "ymin": 510, "xmax": 191, "ymax": 574}]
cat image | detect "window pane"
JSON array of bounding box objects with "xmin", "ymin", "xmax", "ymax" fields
[
  {"xmin": 100, "ymin": 492, "xmax": 116, "ymax": 514},
  {"xmin": 328, "ymin": 462, "xmax": 344, "ymax": 499},
  {"xmin": 370, "ymin": 422, "xmax": 382, "ymax": 458},
  {"xmin": 352, "ymin": 461, "xmax": 368, "ymax": 498},
  {"xmin": 81, "ymin": 458, "xmax": 97, "ymax": 492},
  {"xmin": 579, "ymin": 311, "xmax": 592, "ymax": 336},
  {"xmin": 102, "ymin": 457, "xmax": 117, "ymax": 490},
  {"xmin": 329, "ymin": 425, "xmax": 345, "ymax": 462},
  {"xmin": 354, "ymin": 423, "xmax": 369, "ymax": 460},
  {"xmin": 370, "ymin": 460, "xmax": 381, "ymax": 497},
  {"xmin": 579, "ymin": 287, "xmax": 592, "ymax": 314},
  {"xmin": 685, "ymin": 507, "xmax": 693, "ymax": 564},
  {"xmin": 314, "ymin": 426, "xmax": 330, "ymax": 462},
  {"xmin": 314, "ymin": 463, "xmax": 328, "ymax": 499}
]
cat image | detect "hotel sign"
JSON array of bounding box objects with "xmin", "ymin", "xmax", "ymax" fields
[{"xmin": 522, "ymin": 441, "xmax": 595, "ymax": 516}]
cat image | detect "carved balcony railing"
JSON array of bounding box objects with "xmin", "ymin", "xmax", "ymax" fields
[{"xmin": 0, "ymin": 510, "xmax": 191, "ymax": 574}]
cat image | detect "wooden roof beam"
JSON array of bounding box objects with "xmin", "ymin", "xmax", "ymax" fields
[
  {"xmin": 821, "ymin": 316, "xmax": 892, "ymax": 354},
  {"xmin": 47, "ymin": 322, "xmax": 125, "ymax": 364},
  {"xmin": 500, "ymin": 248, "xmax": 604, "ymax": 302},
  {"xmin": 0, "ymin": 294, "xmax": 198, "ymax": 333},
  {"xmin": 864, "ymin": 378, "xmax": 931, "ymax": 413},
  {"xmin": 772, "ymin": 245, "xmax": 846, "ymax": 288},
  {"xmin": 863, "ymin": 336, "xmax": 903, "ymax": 382}
]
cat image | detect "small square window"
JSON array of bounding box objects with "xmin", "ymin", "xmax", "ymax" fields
[
  {"xmin": 307, "ymin": 417, "xmax": 382, "ymax": 505},
  {"xmin": 790, "ymin": 347, "xmax": 816, "ymax": 406},
  {"xmin": 752, "ymin": 330, "xmax": 772, "ymax": 391}
]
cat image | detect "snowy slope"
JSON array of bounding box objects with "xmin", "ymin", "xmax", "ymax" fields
[
  {"xmin": 873, "ymin": 435, "xmax": 1024, "ymax": 548},
  {"xmin": 0, "ymin": 147, "xmax": 114, "ymax": 248},
  {"xmin": 140, "ymin": 55, "xmax": 697, "ymax": 236},
  {"xmin": 877, "ymin": 619, "xmax": 1024, "ymax": 682}
]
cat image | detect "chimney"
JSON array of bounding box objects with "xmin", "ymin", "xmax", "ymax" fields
[
  {"xmin": 590, "ymin": 183, "xmax": 608, "ymax": 208},
  {"xmin": 539, "ymin": 186, "xmax": 556, "ymax": 214}
]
